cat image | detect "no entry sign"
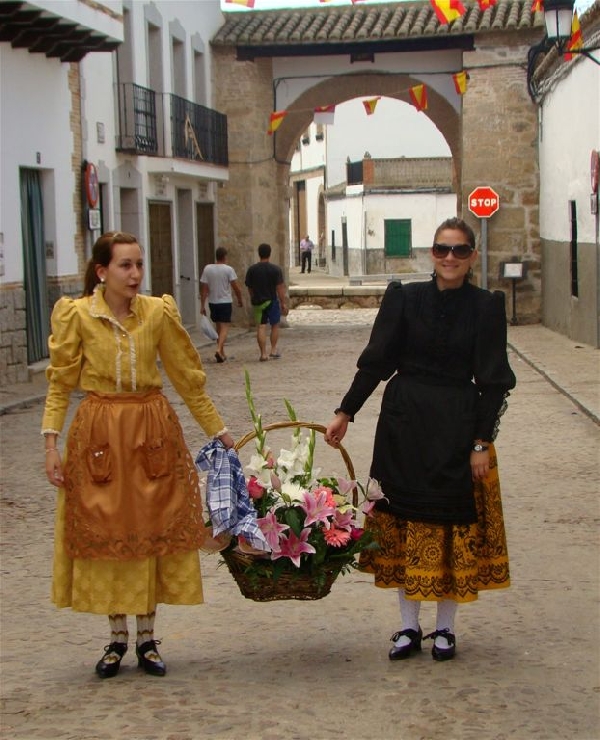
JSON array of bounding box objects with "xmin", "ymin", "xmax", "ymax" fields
[{"xmin": 468, "ymin": 186, "xmax": 499, "ymax": 218}]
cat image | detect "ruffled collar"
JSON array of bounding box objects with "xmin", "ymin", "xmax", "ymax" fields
[{"xmin": 89, "ymin": 285, "xmax": 140, "ymax": 327}]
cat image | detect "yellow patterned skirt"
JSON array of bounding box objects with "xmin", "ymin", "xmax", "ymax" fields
[
  {"xmin": 51, "ymin": 390, "xmax": 204, "ymax": 615},
  {"xmin": 52, "ymin": 489, "xmax": 203, "ymax": 614},
  {"xmin": 359, "ymin": 445, "xmax": 510, "ymax": 603}
]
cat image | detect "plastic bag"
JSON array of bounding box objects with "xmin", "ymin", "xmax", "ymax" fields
[{"xmin": 200, "ymin": 314, "xmax": 218, "ymax": 341}]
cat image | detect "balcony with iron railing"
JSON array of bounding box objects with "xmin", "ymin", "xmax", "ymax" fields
[{"xmin": 116, "ymin": 82, "xmax": 228, "ymax": 167}]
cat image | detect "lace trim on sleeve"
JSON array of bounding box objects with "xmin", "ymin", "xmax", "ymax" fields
[
  {"xmin": 41, "ymin": 429, "xmax": 61, "ymax": 437},
  {"xmin": 491, "ymin": 392, "xmax": 510, "ymax": 441}
]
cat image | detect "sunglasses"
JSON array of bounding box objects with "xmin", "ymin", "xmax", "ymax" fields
[{"xmin": 432, "ymin": 243, "xmax": 474, "ymax": 260}]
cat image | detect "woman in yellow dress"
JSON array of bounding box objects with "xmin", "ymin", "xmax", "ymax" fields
[{"xmin": 42, "ymin": 231, "xmax": 234, "ymax": 678}]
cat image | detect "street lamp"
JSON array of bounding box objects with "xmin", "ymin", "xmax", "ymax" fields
[{"xmin": 527, "ymin": 0, "xmax": 600, "ymax": 100}]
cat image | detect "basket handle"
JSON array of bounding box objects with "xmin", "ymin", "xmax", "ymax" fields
[{"xmin": 235, "ymin": 420, "xmax": 357, "ymax": 506}]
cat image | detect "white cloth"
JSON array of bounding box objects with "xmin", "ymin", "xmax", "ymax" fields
[{"xmin": 200, "ymin": 263, "xmax": 238, "ymax": 304}]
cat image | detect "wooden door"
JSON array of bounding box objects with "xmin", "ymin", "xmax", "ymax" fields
[
  {"xmin": 196, "ymin": 202, "xmax": 215, "ymax": 278},
  {"xmin": 148, "ymin": 202, "xmax": 173, "ymax": 297}
]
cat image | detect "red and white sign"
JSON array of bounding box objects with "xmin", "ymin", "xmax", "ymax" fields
[{"xmin": 468, "ymin": 186, "xmax": 500, "ymax": 218}]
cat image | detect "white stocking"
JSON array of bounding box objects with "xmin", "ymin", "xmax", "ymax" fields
[
  {"xmin": 435, "ymin": 600, "xmax": 458, "ymax": 648},
  {"xmin": 393, "ymin": 589, "xmax": 422, "ymax": 647}
]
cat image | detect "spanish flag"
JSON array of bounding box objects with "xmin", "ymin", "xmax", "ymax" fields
[
  {"xmin": 225, "ymin": 0, "xmax": 255, "ymax": 7},
  {"xmin": 452, "ymin": 71, "xmax": 468, "ymax": 95},
  {"xmin": 409, "ymin": 84, "xmax": 428, "ymax": 112},
  {"xmin": 531, "ymin": 0, "xmax": 543, "ymax": 12},
  {"xmin": 362, "ymin": 97, "xmax": 381, "ymax": 116},
  {"xmin": 313, "ymin": 105, "xmax": 336, "ymax": 126},
  {"xmin": 564, "ymin": 11, "xmax": 583, "ymax": 61},
  {"xmin": 267, "ymin": 110, "xmax": 287, "ymax": 135},
  {"xmin": 476, "ymin": 0, "xmax": 497, "ymax": 9},
  {"xmin": 430, "ymin": 0, "xmax": 466, "ymax": 25}
]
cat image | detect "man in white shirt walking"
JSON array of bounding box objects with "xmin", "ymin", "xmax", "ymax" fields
[
  {"xmin": 300, "ymin": 235, "xmax": 314, "ymax": 274},
  {"xmin": 200, "ymin": 247, "xmax": 243, "ymax": 363}
]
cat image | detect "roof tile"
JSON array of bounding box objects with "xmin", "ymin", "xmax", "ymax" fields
[{"xmin": 212, "ymin": 0, "xmax": 545, "ymax": 48}]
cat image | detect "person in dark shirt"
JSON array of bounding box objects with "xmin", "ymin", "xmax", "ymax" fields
[
  {"xmin": 244, "ymin": 243, "xmax": 288, "ymax": 361},
  {"xmin": 325, "ymin": 217, "xmax": 516, "ymax": 662}
]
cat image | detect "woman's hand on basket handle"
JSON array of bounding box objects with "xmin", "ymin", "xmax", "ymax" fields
[
  {"xmin": 325, "ymin": 412, "xmax": 350, "ymax": 448},
  {"xmin": 218, "ymin": 431, "xmax": 236, "ymax": 450}
]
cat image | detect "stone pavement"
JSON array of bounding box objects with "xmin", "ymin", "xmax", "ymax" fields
[{"xmin": 1, "ymin": 290, "xmax": 599, "ymax": 740}]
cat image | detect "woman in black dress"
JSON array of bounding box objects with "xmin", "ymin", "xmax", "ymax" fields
[{"xmin": 325, "ymin": 217, "xmax": 516, "ymax": 661}]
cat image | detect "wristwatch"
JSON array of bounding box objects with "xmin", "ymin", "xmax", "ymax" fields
[{"xmin": 472, "ymin": 443, "xmax": 489, "ymax": 452}]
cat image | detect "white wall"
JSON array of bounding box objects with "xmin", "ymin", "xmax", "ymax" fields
[
  {"xmin": 0, "ymin": 47, "xmax": 79, "ymax": 281},
  {"xmin": 539, "ymin": 59, "xmax": 600, "ymax": 244}
]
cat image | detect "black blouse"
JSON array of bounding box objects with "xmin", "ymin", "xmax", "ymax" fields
[{"xmin": 338, "ymin": 278, "xmax": 516, "ymax": 442}]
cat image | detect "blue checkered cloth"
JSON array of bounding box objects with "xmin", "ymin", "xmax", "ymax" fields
[{"xmin": 195, "ymin": 440, "xmax": 270, "ymax": 552}]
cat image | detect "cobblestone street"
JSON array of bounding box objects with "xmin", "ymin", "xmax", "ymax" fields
[{"xmin": 1, "ymin": 308, "xmax": 599, "ymax": 740}]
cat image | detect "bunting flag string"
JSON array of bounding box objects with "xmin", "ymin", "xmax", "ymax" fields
[
  {"xmin": 564, "ymin": 11, "xmax": 582, "ymax": 60},
  {"xmin": 265, "ymin": 71, "xmax": 474, "ymax": 135},
  {"xmin": 409, "ymin": 84, "xmax": 428, "ymax": 111},
  {"xmin": 313, "ymin": 104, "xmax": 336, "ymax": 125},
  {"xmin": 452, "ymin": 70, "xmax": 468, "ymax": 95},
  {"xmin": 362, "ymin": 96, "xmax": 381, "ymax": 115},
  {"xmin": 429, "ymin": 0, "xmax": 466, "ymax": 25},
  {"xmin": 267, "ymin": 110, "xmax": 287, "ymax": 135}
]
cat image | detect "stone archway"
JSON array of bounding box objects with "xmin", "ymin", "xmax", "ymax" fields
[{"xmin": 213, "ymin": 2, "xmax": 543, "ymax": 320}]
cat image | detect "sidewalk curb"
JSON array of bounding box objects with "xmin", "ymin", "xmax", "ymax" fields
[{"xmin": 508, "ymin": 341, "xmax": 599, "ymax": 426}]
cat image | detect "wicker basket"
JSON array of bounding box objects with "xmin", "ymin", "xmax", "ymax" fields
[{"xmin": 222, "ymin": 421, "xmax": 357, "ymax": 602}]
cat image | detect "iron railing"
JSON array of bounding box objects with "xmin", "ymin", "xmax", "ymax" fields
[{"xmin": 116, "ymin": 83, "xmax": 228, "ymax": 166}]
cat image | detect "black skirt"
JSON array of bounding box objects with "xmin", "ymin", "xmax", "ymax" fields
[{"xmin": 371, "ymin": 374, "xmax": 478, "ymax": 524}]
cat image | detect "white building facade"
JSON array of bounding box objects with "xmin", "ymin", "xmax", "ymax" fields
[{"xmin": 1, "ymin": 0, "xmax": 228, "ymax": 385}]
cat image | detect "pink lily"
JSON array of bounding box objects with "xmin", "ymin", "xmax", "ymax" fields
[
  {"xmin": 257, "ymin": 510, "xmax": 289, "ymax": 551},
  {"xmin": 270, "ymin": 470, "xmax": 282, "ymax": 491},
  {"xmin": 271, "ymin": 528, "xmax": 316, "ymax": 568},
  {"xmin": 300, "ymin": 489, "xmax": 337, "ymax": 528},
  {"xmin": 333, "ymin": 509, "xmax": 355, "ymax": 531},
  {"xmin": 366, "ymin": 477, "xmax": 387, "ymax": 501},
  {"xmin": 336, "ymin": 476, "xmax": 358, "ymax": 498}
]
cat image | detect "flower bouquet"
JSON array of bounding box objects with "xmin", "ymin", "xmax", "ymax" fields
[{"xmin": 220, "ymin": 372, "xmax": 383, "ymax": 602}]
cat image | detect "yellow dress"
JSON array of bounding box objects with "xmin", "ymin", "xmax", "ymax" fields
[{"xmin": 42, "ymin": 289, "xmax": 225, "ymax": 615}]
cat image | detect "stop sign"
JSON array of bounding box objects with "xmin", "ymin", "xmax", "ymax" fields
[{"xmin": 468, "ymin": 186, "xmax": 500, "ymax": 218}]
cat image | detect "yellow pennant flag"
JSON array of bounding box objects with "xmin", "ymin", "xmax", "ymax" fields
[
  {"xmin": 409, "ymin": 84, "xmax": 428, "ymax": 112},
  {"xmin": 225, "ymin": 0, "xmax": 255, "ymax": 7},
  {"xmin": 452, "ymin": 71, "xmax": 468, "ymax": 95},
  {"xmin": 267, "ymin": 110, "xmax": 287, "ymax": 135},
  {"xmin": 430, "ymin": 0, "xmax": 466, "ymax": 25},
  {"xmin": 477, "ymin": 0, "xmax": 497, "ymax": 9},
  {"xmin": 531, "ymin": 0, "xmax": 543, "ymax": 12},
  {"xmin": 564, "ymin": 11, "xmax": 583, "ymax": 60},
  {"xmin": 362, "ymin": 97, "xmax": 381, "ymax": 116}
]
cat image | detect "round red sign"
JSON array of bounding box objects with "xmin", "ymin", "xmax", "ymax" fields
[{"xmin": 468, "ymin": 186, "xmax": 500, "ymax": 218}]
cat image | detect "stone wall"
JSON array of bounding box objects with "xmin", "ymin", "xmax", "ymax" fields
[
  {"xmin": 462, "ymin": 31, "xmax": 541, "ymax": 320},
  {"xmin": 0, "ymin": 284, "xmax": 28, "ymax": 384}
]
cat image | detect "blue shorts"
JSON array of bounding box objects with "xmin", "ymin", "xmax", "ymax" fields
[
  {"xmin": 209, "ymin": 303, "xmax": 232, "ymax": 323},
  {"xmin": 253, "ymin": 299, "xmax": 281, "ymax": 325}
]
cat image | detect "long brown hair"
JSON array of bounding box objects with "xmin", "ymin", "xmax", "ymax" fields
[{"xmin": 82, "ymin": 231, "xmax": 139, "ymax": 296}]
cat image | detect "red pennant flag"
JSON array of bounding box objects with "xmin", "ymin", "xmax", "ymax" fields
[
  {"xmin": 313, "ymin": 105, "xmax": 336, "ymax": 126},
  {"xmin": 452, "ymin": 71, "xmax": 468, "ymax": 95},
  {"xmin": 225, "ymin": 0, "xmax": 255, "ymax": 7},
  {"xmin": 267, "ymin": 110, "xmax": 287, "ymax": 135},
  {"xmin": 430, "ymin": 0, "xmax": 466, "ymax": 25},
  {"xmin": 564, "ymin": 11, "xmax": 583, "ymax": 60},
  {"xmin": 362, "ymin": 97, "xmax": 381, "ymax": 116},
  {"xmin": 531, "ymin": 0, "xmax": 543, "ymax": 12},
  {"xmin": 409, "ymin": 84, "xmax": 428, "ymax": 112},
  {"xmin": 476, "ymin": 0, "xmax": 497, "ymax": 9}
]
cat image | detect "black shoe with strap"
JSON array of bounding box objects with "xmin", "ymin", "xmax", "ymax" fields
[
  {"xmin": 95, "ymin": 642, "xmax": 128, "ymax": 679},
  {"xmin": 136, "ymin": 639, "xmax": 167, "ymax": 676},
  {"xmin": 388, "ymin": 627, "xmax": 423, "ymax": 660},
  {"xmin": 424, "ymin": 628, "xmax": 456, "ymax": 661}
]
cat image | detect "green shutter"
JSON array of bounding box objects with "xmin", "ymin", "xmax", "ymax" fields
[{"xmin": 384, "ymin": 219, "xmax": 411, "ymax": 257}]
